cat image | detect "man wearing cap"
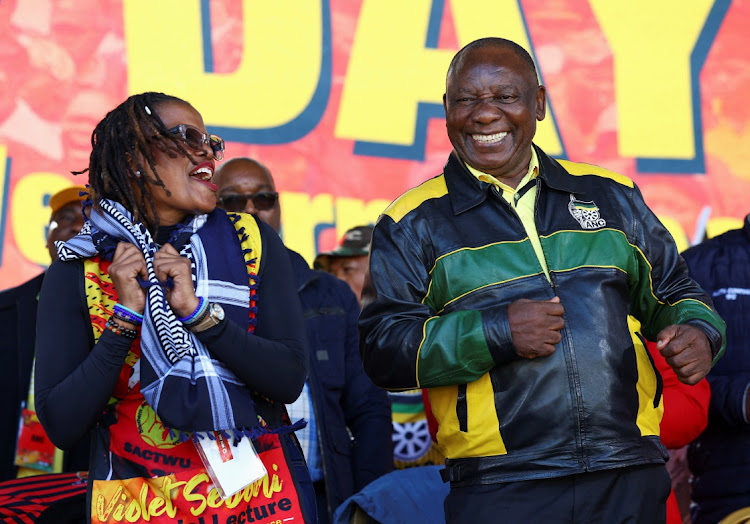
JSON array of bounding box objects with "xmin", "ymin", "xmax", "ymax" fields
[
  {"xmin": 314, "ymin": 226, "xmax": 373, "ymax": 305},
  {"xmin": 0, "ymin": 185, "xmax": 89, "ymax": 481},
  {"xmin": 213, "ymin": 158, "xmax": 393, "ymax": 523}
]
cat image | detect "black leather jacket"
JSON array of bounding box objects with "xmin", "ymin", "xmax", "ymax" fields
[{"xmin": 359, "ymin": 147, "xmax": 725, "ymax": 484}]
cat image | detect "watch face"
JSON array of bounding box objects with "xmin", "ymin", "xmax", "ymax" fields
[{"xmin": 211, "ymin": 303, "xmax": 225, "ymax": 321}]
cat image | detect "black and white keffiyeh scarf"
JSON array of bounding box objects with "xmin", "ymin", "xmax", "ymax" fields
[{"xmin": 58, "ymin": 199, "xmax": 262, "ymax": 436}]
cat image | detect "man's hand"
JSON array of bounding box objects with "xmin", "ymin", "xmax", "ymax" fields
[
  {"xmin": 657, "ymin": 324, "xmax": 712, "ymax": 385},
  {"xmin": 508, "ymin": 296, "xmax": 565, "ymax": 359}
]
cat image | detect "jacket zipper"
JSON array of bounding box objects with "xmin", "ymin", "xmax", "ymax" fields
[
  {"xmin": 497, "ymin": 182, "xmax": 589, "ymax": 469},
  {"xmin": 532, "ymin": 182, "xmax": 588, "ymax": 469}
]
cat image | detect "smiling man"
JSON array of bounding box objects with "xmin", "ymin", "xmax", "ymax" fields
[{"xmin": 358, "ymin": 37, "xmax": 726, "ymax": 523}]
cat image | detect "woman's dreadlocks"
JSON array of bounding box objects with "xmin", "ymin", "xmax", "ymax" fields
[{"xmin": 73, "ymin": 91, "xmax": 198, "ymax": 232}]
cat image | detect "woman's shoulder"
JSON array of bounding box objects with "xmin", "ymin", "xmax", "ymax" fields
[
  {"xmin": 45, "ymin": 258, "xmax": 85, "ymax": 285},
  {"xmin": 39, "ymin": 259, "xmax": 88, "ymax": 317}
]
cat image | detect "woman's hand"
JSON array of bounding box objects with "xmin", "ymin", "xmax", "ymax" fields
[
  {"xmin": 153, "ymin": 243, "xmax": 199, "ymax": 318},
  {"xmin": 108, "ymin": 242, "xmax": 148, "ymax": 314}
]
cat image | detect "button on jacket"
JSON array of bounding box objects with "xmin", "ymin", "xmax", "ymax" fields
[{"xmin": 359, "ymin": 146, "xmax": 725, "ymax": 485}]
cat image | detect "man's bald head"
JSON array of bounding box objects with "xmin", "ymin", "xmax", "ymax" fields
[
  {"xmin": 214, "ymin": 157, "xmax": 281, "ymax": 233},
  {"xmin": 447, "ymin": 37, "xmax": 539, "ymax": 88}
]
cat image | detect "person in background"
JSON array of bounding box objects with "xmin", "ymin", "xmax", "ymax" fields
[
  {"xmin": 647, "ymin": 338, "xmax": 711, "ymax": 524},
  {"xmin": 359, "ymin": 37, "xmax": 725, "ymax": 523},
  {"xmin": 314, "ymin": 225, "xmax": 373, "ymax": 305},
  {"xmin": 316, "ymin": 224, "xmax": 445, "ymax": 471},
  {"xmin": 682, "ymin": 215, "xmax": 750, "ymax": 524},
  {"xmin": 0, "ymin": 185, "xmax": 88, "ymax": 482},
  {"xmin": 34, "ymin": 92, "xmax": 315, "ymax": 523},
  {"xmin": 635, "ymin": 315, "xmax": 713, "ymax": 524},
  {"xmin": 214, "ymin": 157, "xmax": 393, "ymax": 523}
]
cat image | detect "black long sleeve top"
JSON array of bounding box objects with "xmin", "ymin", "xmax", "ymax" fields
[{"xmin": 35, "ymin": 218, "xmax": 308, "ymax": 450}]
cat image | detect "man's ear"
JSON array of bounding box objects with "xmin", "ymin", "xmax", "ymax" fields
[{"xmin": 536, "ymin": 85, "xmax": 547, "ymax": 122}]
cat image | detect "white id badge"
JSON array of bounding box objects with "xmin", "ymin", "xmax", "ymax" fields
[{"xmin": 194, "ymin": 432, "xmax": 267, "ymax": 499}]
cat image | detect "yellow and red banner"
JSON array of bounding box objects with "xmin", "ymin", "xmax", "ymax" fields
[
  {"xmin": 1, "ymin": 0, "xmax": 748, "ymax": 289},
  {"xmin": 92, "ymin": 445, "xmax": 303, "ymax": 524}
]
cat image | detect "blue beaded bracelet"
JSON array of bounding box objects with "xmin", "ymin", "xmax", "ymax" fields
[
  {"xmin": 113, "ymin": 303, "xmax": 144, "ymax": 325},
  {"xmin": 178, "ymin": 296, "xmax": 208, "ymax": 324}
]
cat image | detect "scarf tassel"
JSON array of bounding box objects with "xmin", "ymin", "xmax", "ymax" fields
[
  {"xmin": 195, "ymin": 419, "xmax": 309, "ymax": 447},
  {"xmin": 136, "ymin": 276, "xmax": 174, "ymax": 290},
  {"xmin": 163, "ymin": 419, "xmax": 308, "ymax": 448}
]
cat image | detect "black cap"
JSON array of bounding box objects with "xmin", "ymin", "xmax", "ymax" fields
[{"xmin": 314, "ymin": 225, "xmax": 373, "ymax": 268}]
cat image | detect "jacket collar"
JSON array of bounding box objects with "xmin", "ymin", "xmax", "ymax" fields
[
  {"xmin": 443, "ymin": 151, "xmax": 489, "ymax": 215},
  {"xmin": 444, "ymin": 144, "xmax": 581, "ymax": 215},
  {"xmin": 534, "ymin": 145, "xmax": 585, "ymax": 195}
]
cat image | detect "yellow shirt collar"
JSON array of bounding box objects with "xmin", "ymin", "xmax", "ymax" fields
[{"xmin": 465, "ymin": 148, "xmax": 539, "ymax": 193}]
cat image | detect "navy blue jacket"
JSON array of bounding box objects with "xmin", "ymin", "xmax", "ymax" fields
[
  {"xmin": 0, "ymin": 272, "xmax": 90, "ymax": 481},
  {"xmin": 684, "ymin": 215, "xmax": 750, "ymax": 524},
  {"xmin": 287, "ymin": 249, "xmax": 393, "ymax": 516},
  {"xmin": 0, "ymin": 273, "xmax": 44, "ymax": 481}
]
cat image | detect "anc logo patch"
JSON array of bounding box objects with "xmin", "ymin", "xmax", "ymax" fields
[
  {"xmin": 389, "ymin": 390, "xmax": 443, "ymax": 468},
  {"xmin": 568, "ymin": 194, "xmax": 606, "ymax": 229}
]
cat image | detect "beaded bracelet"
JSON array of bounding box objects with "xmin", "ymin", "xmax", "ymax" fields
[
  {"xmin": 113, "ymin": 304, "xmax": 144, "ymax": 326},
  {"xmin": 113, "ymin": 312, "xmax": 139, "ymax": 326},
  {"xmin": 185, "ymin": 306, "xmax": 211, "ymax": 328},
  {"xmin": 106, "ymin": 317, "xmax": 139, "ymax": 339},
  {"xmin": 177, "ymin": 296, "xmax": 208, "ymax": 326}
]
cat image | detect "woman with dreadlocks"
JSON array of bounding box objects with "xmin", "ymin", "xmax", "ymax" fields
[{"xmin": 34, "ymin": 92, "xmax": 316, "ymax": 523}]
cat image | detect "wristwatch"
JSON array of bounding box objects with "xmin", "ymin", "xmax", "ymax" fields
[{"xmin": 189, "ymin": 303, "xmax": 225, "ymax": 333}]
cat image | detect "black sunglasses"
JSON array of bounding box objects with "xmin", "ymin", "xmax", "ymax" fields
[
  {"xmin": 167, "ymin": 124, "xmax": 225, "ymax": 161},
  {"xmin": 219, "ymin": 192, "xmax": 279, "ymax": 212}
]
